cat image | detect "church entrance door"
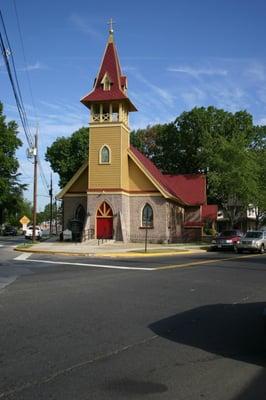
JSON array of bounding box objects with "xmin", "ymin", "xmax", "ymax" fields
[{"xmin": 96, "ymin": 202, "xmax": 113, "ymax": 239}]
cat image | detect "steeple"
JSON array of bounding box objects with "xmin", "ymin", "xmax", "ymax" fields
[{"xmin": 80, "ymin": 23, "xmax": 137, "ymax": 119}]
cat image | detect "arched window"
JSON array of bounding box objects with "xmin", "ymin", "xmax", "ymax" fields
[
  {"xmin": 75, "ymin": 204, "xmax": 86, "ymax": 222},
  {"xmin": 100, "ymin": 145, "xmax": 111, "ymax": 164},
  {"xmin": 142, "ymin": 203, "xmax": 153, "ymax": 227}
]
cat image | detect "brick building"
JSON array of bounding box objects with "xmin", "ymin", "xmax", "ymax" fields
[{"xmin": 56, "ymin": 27, "xmax": 216, "ymax": 242}]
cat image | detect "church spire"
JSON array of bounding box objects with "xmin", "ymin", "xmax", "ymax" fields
[
  {"xmin": 80, "ymin": 23, "xmax": 137, "ymax": 113},
  {"xmin": 107, "ymin": 18, "xmax": 114, "ymax": 43}
]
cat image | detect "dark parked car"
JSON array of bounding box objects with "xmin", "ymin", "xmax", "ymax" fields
[
  {"xmin": 3, "ymin": 226, "xmax": 17, "ymax": 236},
  {"xmin": 211, "ymin": 230, "xmax": 243, "ymax": 250}
]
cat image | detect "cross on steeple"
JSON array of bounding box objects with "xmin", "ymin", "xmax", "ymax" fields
[{"xmin": 108, "ymin": 18, "xmax": 115, "ymax": 34}]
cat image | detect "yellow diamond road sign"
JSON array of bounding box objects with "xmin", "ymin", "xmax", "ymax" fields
[{"xmin": 20, "ymin": 216, "xmax": 30, "ymax": 225}]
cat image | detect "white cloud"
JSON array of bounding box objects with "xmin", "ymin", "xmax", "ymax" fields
[
  {"xmin": 69, "ymin": 14, "xmax": 103, "ymax": 40},
  {"xmin": 20, "ymin": 62, "xmax": 48, "ymax": 72},
  {"xmin": 129, "ymin": 70, "xmax": 175, "ymax": 107},
  {"xmin": 244, "ymin": 61, "xmax": 266, "ymax": 82},
  {"xmin": 168, "ymin": 66, "xmax": 228, "ymax": 78}
]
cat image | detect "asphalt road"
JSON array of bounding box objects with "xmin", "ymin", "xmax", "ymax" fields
[{"xmin": 1, "ymin": 236, "xmax": 266, "ymax": 399}]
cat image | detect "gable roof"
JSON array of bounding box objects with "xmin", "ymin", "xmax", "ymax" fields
[
  {"xmin": 56, "ymin": 162, "xmax": 88, "ymax": 200},
  {"xmin": 129, "ymin": 145, "xmax": 206, "ymax": 206},
  {"xmin": 81, "ymin": 33, "xmax": 137, "ymax": 112},
  {"xmin": 164, "ymin": 174, "xmax": 206, "ymax": 206},
  {"xmin": 201, "ymin": 204, "xmax": 218, "ymax": 221}
]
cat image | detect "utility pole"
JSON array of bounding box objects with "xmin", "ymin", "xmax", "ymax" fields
[
  {"xmin": 32, "ymin": 128, "xmax": 38, "ymax": 242},
  {"xmin": 49, "ymin": 173, "xmax": 53, "ymax": 236}
]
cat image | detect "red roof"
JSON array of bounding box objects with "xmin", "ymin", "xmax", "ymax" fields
[
  {"xmin": 164, "ymin": 174, "xmax": 206, "ymax": 206},
  {"xmin": 184, "ymin": 221, "xmax": 204, "ymax": 227},
  {"xmin": 201, "ymin": 204, "xmax": 218, "ymax": 221},
  {"xmin": 81, "ymin": 35, "xmax": 136, "ymax": 111},
  {"xmin": 129, "ymin": 145, "xmax": 206, "ymax": 206}
]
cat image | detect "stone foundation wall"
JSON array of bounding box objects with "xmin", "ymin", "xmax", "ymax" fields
[
  {"xmin": 86, "ymin": 193, "xmax": 130, "ymax": 241},
  {"xmin": 63, "ymin": 196, "xmax": 87, "ymax": 229},
  {"xmin": 63, "ymin": 194, "xmax": 186, "ymax": 243},
  {"xmin": 129, "ymin": 196, "xmax": 169, "ymax": 243}
]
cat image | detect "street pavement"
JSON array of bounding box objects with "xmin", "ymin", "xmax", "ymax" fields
[{"xmin": 0, "ymin": 236, "xmax": 266, "ymax": 399}]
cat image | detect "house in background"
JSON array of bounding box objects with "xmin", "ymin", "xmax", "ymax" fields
[
  {"xmin": 217, "ymin": 205, "xmax": 258, "ymax": 233},
  {"xmin": 56, "ymin": 27, "xmax": 217, "ymax": 242}
]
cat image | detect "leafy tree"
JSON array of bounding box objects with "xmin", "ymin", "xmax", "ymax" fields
[
  {"xmin": 251, "ymin": 126, "xmax": 266, "ymax": 228},
  {"xmin": 45, "ymin": 127, "xmax": 89, "ymax": 188},
  {"xmin": 131, "ymin": 107, "xmax": 260, "ymax": 228},
  {"xmin": 8, "ymin": 198, "xmax": 32, "ymax": 227},
  {"xmin": 0, "ymin": 102, "xmax": 26, "ymax": 225},
  {"xmin": 37, "ymin": 202, "xmax": 58, "ymax": 224}
]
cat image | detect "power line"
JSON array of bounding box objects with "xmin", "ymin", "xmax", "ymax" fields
[
  {"xmin": 12, "ymin": 0, "xmax": 38, "ymax": 122},
  {"xmin": 1, "ymin": 7, "xmax": 51, "ymax": 198},
  {"xmin": 0, "ymin": 9, "xmax": 34, "ymax": 148}
]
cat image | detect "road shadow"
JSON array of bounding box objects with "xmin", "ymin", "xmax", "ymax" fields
[{"xmin": 149, "ymin": 302, "xmax": 266, "ymax": 367}]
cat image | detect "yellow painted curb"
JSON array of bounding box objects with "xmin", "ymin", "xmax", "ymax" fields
[
  {"xmin": 14, "ymin": 248, "xmax": 95, "ymax": 257},
  {"xmin": 14, "ymin": 246, "xmax": 206, "ymax": 258},
  {"xmin": 97, "ymin": 250, "xmax": 192, "ymax": 258}
]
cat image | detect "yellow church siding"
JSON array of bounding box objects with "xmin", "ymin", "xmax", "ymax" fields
[
  {"xmin": 68, "ymin": 166, "xmax": 88, "ymax": 193},
  {"xmin": 89, "ymin": 125, "xmax": 122, "ymax": 189},
  {"xmin": 120, "ymin": 125, "xmax": 130, "ymax": 190},
  {"xmin": 128, "ymin": 158, "xmax": 159, "ymax": 192}
]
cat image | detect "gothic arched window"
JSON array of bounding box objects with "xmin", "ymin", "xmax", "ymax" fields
[
  {"xmin": 75, "ymin": 204, "xmax": 86, "ymax": 222},
  {"xmin": 100, "ymin": 145, "xmax": 111, "ymax": 164},
  {"xmin": 142, "ymin": 203, "xmax": 153, "ymax": 227}
]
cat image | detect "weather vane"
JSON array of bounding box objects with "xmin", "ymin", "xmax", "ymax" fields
[{"xmin": 108, "ymin": 18, "xmax": 115, "ymax": 34}]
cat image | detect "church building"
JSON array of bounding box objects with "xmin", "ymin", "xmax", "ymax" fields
[{"xmin": 56, "ymin": 26, "xmax": 216, "ymax": 242}]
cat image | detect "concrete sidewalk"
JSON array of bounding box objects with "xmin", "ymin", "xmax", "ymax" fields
[{"xmin": 15, "ymin": 238, "xmax": 208, "ymax": 258}]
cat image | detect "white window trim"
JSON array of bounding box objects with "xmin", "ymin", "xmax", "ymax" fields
[{"xmin": 99, "ymin": 144, "xmax": 111, "ymax": 164}]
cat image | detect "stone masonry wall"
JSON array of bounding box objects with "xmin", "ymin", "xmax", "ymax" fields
[
  {"xmin": 86, "ymin": 193, "xmax": 130, "ymax": 241},
  {"xmin": 63, "ymin": 196, "xmax": 87, "ymax": 229},
  {"xmin": 129, "ymin": 196, "xmax": 169, "ymax": 243}
]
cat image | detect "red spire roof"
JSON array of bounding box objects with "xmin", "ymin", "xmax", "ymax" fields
[{"xmin": 81, "ymin": 33, "xmax": 137, "ymax": 111}]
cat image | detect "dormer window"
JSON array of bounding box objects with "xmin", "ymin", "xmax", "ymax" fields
[{"xmin": 101, "ymin": 73, "xmax": 111, "ymax": 91}]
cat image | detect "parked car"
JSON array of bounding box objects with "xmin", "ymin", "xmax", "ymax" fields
[
  {"xmin": 211, "ymin": 230, "xmax": 243, "ymax": 250},
  {"xmin": 3, "ymin": 226, "xmax": 17, "ymax": 236},
  {"xmin": 25, "ymin": 225, "xmax": 42, "ymax": 240},
  {"xmin": 236, "ymin": 231, "xmax": 266, "ymax": 254}
]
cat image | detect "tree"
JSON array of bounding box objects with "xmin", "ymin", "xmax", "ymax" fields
[
  {"xmin": 131, "ymin": 107, "xmax": 260, "ymax": 228},
  {"xmin": 37, "ymin": 202, "xmax": 58, "ymax": 224},
  {"xmin": 251, "ymin": 126, "xmax": 266, "ymax": 228},
  {"xmin": 0, "ymin": 102, "xmax": 26, "ymax": 225},
  {"xmin": 207, "ymin": 133, "xmax": 258, "ymax": 227},
  {"xmin": 45, "ymin": 127, "xmax": 89, "ymax": 188}
]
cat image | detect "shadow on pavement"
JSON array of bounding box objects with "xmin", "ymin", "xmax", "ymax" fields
[{"xmin": 149, "ymin": 302, "xmax": 266, "ymax": 367}]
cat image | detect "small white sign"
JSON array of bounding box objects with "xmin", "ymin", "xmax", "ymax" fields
[{"xmin": 63, "ymin": 229, "xmax": 72, "ymax": 241}]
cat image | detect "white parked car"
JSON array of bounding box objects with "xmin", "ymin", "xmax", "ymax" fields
[
  {"xmin": 236, "ymin": 231, "xmax": 266, "ymax": 254},
  {"xmin": 25, "ymin": 225, "xmax": 42, "ymax": 240}
]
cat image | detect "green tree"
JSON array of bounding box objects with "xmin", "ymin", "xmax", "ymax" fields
[
  {"xmin": 37, "ymin": 202, "xmax": 58, "ymax": 224},
  {"xmin": 251, "ymin": 126, "xmax": 266, "ymax": 228},
  {"xmin": 131, "ymin": 107, "xmax": 260, "ymax": 228},
  {"xmin": 45, "ymin": 127, "xmax": 89, "ymax": 188},
  {"xmin": 0, "ymin": 102, "xmax": 26, "ymax": 225}
]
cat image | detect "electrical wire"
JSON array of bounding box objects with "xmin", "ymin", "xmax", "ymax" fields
[
  {"xmin": 0, "ymin": 7, "xmax": 51, "ymax": 198},
  {"xmin": 0, "ymin": 10, "xmax": 34, "ymax": 147}
]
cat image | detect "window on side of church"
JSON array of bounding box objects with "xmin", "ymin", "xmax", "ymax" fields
[
  {"xmin": 100, "ymin": 145, "xmax": 110, "ymax": 164},
  {"xmin": 142, "ymin": 203, "xmax": 153, "ymax": 227}
]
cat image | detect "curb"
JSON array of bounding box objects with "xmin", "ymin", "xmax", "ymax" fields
[{"xmin": 14, "ymin": 247, "xmax": 207, "ymax": 258}]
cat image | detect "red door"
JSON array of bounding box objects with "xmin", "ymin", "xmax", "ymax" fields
[
  {"xmin": 96, "ymin": 202, "xmax": 113, "ymax": 239},
  {"xmin": 97, "ymin": 218, "xmax": 113, "ymax": 239}
]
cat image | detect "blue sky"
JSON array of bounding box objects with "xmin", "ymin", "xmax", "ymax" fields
[{"xmin": 1, "ymin": 0, "xmax": 266, "ymax": 210}]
